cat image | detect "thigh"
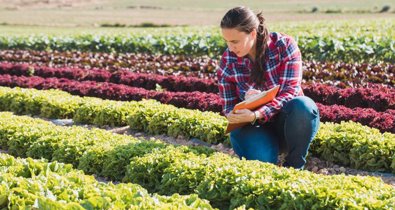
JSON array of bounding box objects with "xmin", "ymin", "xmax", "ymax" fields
[{"xmin": 230, "ymin": 124, "xmax": 279, "ymax": 164}]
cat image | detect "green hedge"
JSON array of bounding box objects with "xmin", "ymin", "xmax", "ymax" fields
[
  {"xmin": 0, "ymin": 112, "xmax": 393, "ymax": 209},
  {"xmin": 0, "ymin": 86, "xmax": 394, "ymax": 173},
  {"xmin": 0, "ymin": 153, "xmax": 215, "ymax": 209}
]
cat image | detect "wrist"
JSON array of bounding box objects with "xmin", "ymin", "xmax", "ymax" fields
[{"xmin": 251, "ymin": 111, "xmax": 257, "ymax": 125}]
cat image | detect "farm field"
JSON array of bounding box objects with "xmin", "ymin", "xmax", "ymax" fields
[
  {"xmin": 0, "ymin": 0, "xmax": 395, "ymax": 26},
  {"xmin": 0, "ymin": 1, "xmax": 394, "ymax": 209}
]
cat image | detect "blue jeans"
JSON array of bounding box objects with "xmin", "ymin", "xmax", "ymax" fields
[{"xmin": 230, "ymin": 96, "xmax": 320, "ymax": 169}]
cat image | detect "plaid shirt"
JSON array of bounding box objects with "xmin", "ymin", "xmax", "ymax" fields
[{"xmin": 217, "ymin": 32, "xmax": 303, "ymax": 124}]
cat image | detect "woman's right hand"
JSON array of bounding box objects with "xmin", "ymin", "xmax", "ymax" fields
[
  {"xmin": 226, "ymin": 109, "xmax": 255, "ymax": 124},
  {"xmin": 245, "ymin": 88, "xmax": 261, "ymax": 100}
]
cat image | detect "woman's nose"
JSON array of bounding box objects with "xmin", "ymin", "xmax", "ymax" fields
[
  {"xmin": 230, "ymin": 46, "xmax": 237, "ymax": 52},
  {"xmin": 228, "ymin": 44, "xmax": 236, "ymax": 52}
]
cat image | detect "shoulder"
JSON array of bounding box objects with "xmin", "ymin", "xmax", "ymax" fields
[
  {"xmin": 269, "ymin": 32, "xmax": 300, "ymax": 60},
  {"xmin": 269, "ymin": 32, "xmax": 298, "ymax": 49}
]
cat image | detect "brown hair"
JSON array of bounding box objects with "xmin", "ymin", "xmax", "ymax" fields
[{"xmin": 220, "ymin": 6, "xmax": 269, "ymax": 86}]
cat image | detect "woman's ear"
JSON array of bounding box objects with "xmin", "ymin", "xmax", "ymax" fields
[{"xmin": 251, "ymin": 28, "xmax": 257, "ymax": 39}]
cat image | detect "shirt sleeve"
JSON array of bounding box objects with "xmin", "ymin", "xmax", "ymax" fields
[
  {"xmin": 217, "ymin": 51, "xmax": 238, "ymax": 116},
  {"xmin": 255, "ymin": 36, "xmax": 303, "ymax": 123}
]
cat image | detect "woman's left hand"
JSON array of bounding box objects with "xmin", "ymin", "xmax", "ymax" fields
[
  {"xmin": 245, "ymin": 88, "xmax": 261, "ymax": 100},
  {"xmin": 227, "ymin": 109, "xmax": 255, "ymax": 124}
]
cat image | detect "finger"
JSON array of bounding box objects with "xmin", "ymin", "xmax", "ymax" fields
[
  {"xmin": 247, "ymin": 89, "xmax": 260, "ymax": 94},
  {"xmin": 238, "ymin": 109, "xmax": 250, "ymax": 114}
]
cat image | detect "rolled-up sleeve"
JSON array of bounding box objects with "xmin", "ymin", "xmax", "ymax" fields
[{"xmin": 255, "ymin": 37, "xmax": 303, "ymax": 123}]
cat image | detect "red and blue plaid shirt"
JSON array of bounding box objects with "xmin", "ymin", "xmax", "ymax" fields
[{"xmin": 217, "ymin": 32, "xmax": 304, "ymax": 124}]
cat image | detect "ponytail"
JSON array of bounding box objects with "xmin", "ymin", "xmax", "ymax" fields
[{"xmin": 250, "ymin": 12, "xmax": 269, "ymax": 86}]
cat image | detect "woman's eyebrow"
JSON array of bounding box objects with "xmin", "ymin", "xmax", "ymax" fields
[{"xmin": 223, "ymin": 38, "xmax": 238, "ymax": 42}]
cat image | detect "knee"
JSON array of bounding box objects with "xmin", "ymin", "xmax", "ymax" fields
[{"xmin": 284, "ymin": 96, "xmax": 319, "ymax": 119}]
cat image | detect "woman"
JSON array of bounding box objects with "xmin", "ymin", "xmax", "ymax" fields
[{"xmin": 217, "ymin": 6, "xmax": 320, "ymax": 169}]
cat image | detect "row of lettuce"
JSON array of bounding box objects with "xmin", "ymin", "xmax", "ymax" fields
[
  {"xmin": 0, "ymin": 111, "xmax": 394, "ymax": 209},
  {"xmin": 0, "ymin": 74, "xmax": 393, "ymax": 133},
  {"xmin": 0, "ymin": 86, "xmax": 393, "ymax": 174},
  {"xmin": 1, "ymin": 61, "xmax": 394, "ymax": 93},
  {"xmin": 0, "ymin": 153, "xmax": 215, "ymax": 209},
  {"xmin": 0, "ymin": 33, "xmax": 394, "ymax": 63},
  {"xmin": 1, "ymin": 50, "xmax": 394, "ymax": 87},
  {"xmin": 0, "ymin": 50, "xmax": 219, "ymax": 74},
  {"xmin": 0, "ymin": 63, "xmax": 393, "ymax": 111}
]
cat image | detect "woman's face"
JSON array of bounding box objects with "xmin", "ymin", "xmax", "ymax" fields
[{"xmin": 221, "ymin": 28, "xmax": 256, "ymax": 58}]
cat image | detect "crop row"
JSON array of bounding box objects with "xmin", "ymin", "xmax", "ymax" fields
[
  {"xmin": 0, "ymin": 112, "xmax": 393, "ymax": 209},
  {"xmin": 0, "ymin": 74, "xmax": 222, "ymax": 112},
  {"xmin": 0, "ymin": 86, "xmax": 393, "ymax": 174},
  {"xmin": 0, "ymin": 50, "xmax": 394, "ymax": 86},
  {"xmin": 303, "ymin": 60, "xmax": 394, "ymax": 87},
  {"xmin": 0, "ymin": 153, "xmax": 214, "ymax": 209},
  {"xmin": 0, "ymin": 86, "xmax": 226, "ymax": 144},
  {"xmin": 2, "ymin": 62, "xmax": 393, "ymax": 95},
  {"xmin": 0, "ymin": 50, "xmax": 217, "ymax": 73},
  {"xmin": 0, "ymin": 34, "xmax": 394, "ymax": 63},
  {"xmin": 0, "ymin": 64, "xmax": 393, "ymax": 111},
  {"xmin": 303, "ymin": 83, "xmax": 394, "ymax": 111},
  {"xmin": 317, "ymin": 103, "xmax": 395, "ymax": 133},
  {"xmin": 0, "ymin": 74, "xmax": 393, "ymax": 133},
  {"xmin": 0, "ymin": 62, "xmax": 218, "ymax": 93}
]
